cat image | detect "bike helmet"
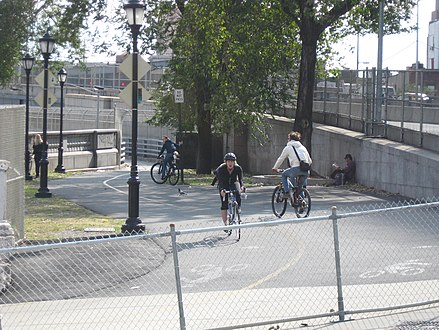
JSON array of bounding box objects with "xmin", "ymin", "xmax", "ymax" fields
[{"xmin": 224, "ymin": 152, "xmax": 237, "ymax": 161}]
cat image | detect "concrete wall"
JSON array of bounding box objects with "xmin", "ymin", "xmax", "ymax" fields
[{"xmin": 247, "ymin": 116, "xmax": 439, "ymax": 199}]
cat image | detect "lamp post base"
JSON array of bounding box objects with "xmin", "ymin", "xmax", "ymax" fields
[
  {"xmin": 35, "ymin": 189, "xmax": 52, "ymax": 198},
  {"xmin": 121, "ymin": 221, "xmax": 145, "ymax": 235},
  {"xmin": 54, "ymin": 166, "xmax": 65, "ymax": 173}
]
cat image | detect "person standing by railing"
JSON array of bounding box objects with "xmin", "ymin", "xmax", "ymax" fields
[{"xmin": 32, "ymin": 134, "xmax": 44, "ymax": 178}]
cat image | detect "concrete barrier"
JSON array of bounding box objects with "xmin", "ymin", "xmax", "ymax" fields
[{"xmin": 246, "ymin": 117, "xmax": 439, "ymax": 200}]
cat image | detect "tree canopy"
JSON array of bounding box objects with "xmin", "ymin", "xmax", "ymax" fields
[
  {"xmin": 279, "ymin": 0, "xmax": 416, "ymax": 152},
  {"xmin": 0, "ymin": 0, "xmax": 108, "ymax": 86},
  {"xmin": 0, "ymin": 0, "xmax": 417, "ymax": 173},
  {"xmin": 144, "ymin": 0, "xmax": 416, "ymax": 172}
]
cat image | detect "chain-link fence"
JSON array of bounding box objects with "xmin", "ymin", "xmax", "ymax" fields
[
  {"xmin": 0, "ymin": 199, "xmax": 438, "ymax": 329},
  {"xmin": 0, "ymin": 106, "xmax": 25, "ymax": 239}
]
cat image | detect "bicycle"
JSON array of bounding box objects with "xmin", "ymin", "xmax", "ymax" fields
[
  {"xmin": 222, "ymin": 189, "xmax": 242, "ymax": 240},
  {"xmin": 150, "ymin": 152, "xmax": 181, "ymax": 185},
  {"xmin": 271, "ymin": 171, "xmax": 311, "ymax": 218}
]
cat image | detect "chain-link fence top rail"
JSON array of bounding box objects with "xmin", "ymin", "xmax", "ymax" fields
[{"xmin": 0, "ymin": 199, "xmax": 438, "ymax": 329}]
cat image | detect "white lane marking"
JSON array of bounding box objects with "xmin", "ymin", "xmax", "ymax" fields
[
  {"xmin": 103, "ymin": 173, "xmax": 129, "ymax": 195},
  {"xmin": 103, "ymin": 172, "xmax": 168, "ymax": 203},
  {"xmin": 181, "ymin": 264, "xmax": 250, "ymax": 288},
  {"xmin": 359, "ymin": 259, "xmax": 432, "ymax": 278}
]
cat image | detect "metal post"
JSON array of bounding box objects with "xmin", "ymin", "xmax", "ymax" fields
[
  {"xmin": 55, "ymin": 70, "xmax": 66, "ymax": 173},
  {"xmin": 122, "ymin": 16, "xmax": 144, "ymax": 234},
  {"xmin": 36, "ymin": 39, "xmax": 53, "ymax": 198},
  {"xmin": 170, "ymin": 224, "xmax": 186, "ymax": 330},
  {"xmin": 96, "ymin": 91, "xmax": 100, "ymax": 129},
  {"xmin": 330, "ymin": 206, "xmax": 345, "ymax": 322},
  {"xmin": 23, "ymin": 59, "xmax": 33, "ymax": 181},
  {"xmin": 375, "ymin": 0, "xmax": 384, "ymax": 125}
]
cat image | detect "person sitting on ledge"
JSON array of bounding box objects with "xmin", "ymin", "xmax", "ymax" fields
[{"xmin": 330, "ymin": 153, "xmax": 356, "ymax": 185}]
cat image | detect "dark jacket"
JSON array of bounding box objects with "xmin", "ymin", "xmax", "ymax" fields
[
  {"xmin": 32, "ymin": 143, "xmax": 44, "ymax": 159},
  {"xmin": 213, "ymin": 163, "xmax": 244, "ymax": 191},
  {"xmin": 158, "ymin": 140, "xmax": 177, "ymax": 156}
]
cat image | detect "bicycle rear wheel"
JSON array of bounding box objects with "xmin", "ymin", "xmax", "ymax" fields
[
  {"xmin": 294, "ymin": 188, "xmax": 311, "ymax": 218},
  {"xmin": 168, "ymin": 165, "xmax": 180, "ymax": 185},
  {"xmin": 150, "ymin": 162, "xmax": 166, "ymax": 184},
  {"xmin": 272, "ymin": 185, "xmax": 287, "ymax": 218}
]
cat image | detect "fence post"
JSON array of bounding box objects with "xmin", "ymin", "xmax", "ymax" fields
[
  {"xmin": 0, "ymin": 161, "xmax": 9, "ymax": 222},
  {"xmin": 330, "ymin": 206, "xmax": 345, "ymax": 322},
  {"xmin": 170, "ymin": 224, "xmax": 186, "ymax": 330}
]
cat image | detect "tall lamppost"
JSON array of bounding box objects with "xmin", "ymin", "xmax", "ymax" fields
[
  {"xmin": 35, "ymin": 30, "xmax": 55, "ymax": 198},
  {"xmin": 55, "ymin": 67, "xmax": 67, "ymax": 173},
  {"xmin": 22, "ymin": 53, "xmax": 35, "ymax": 181},
  {"xmin": 121, "ymin": 0, "xmax": 145, "ymax": 234}
]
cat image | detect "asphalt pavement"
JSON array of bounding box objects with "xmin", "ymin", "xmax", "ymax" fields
[{"xmin": 3, "ymin": 161, "xmax": 437, "ymax": 329}]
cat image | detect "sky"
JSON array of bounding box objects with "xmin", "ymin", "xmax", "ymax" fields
[
  {"xmin": 87, "ymin": 0, "xmax": 436, "ymax": 70},
  {"xmin": 334, "ymin": 0, "xmax": 436, "ymax": 71}
]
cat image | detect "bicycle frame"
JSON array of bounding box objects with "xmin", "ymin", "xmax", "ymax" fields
[
  {"xmin": 222, "ymin": 189, "xmax": 241, "ymax": 240},
  {"xmin": 271, "ymin": 171, "xmax": 311, "ymax": 218}
]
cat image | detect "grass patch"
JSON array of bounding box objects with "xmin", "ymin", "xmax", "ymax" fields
[{"xmin": 25, "ymin": 173, "xmax": 124, "ymax": 241}]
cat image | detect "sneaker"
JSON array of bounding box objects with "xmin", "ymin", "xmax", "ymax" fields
[{"xmin": 224, "ymin": 230, "xmax": 232, "ymax": 235}]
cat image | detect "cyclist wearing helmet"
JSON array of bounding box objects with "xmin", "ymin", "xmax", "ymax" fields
[{"xmin": 213, "ymin": 152, "xmax": 245, "ymax": 226}]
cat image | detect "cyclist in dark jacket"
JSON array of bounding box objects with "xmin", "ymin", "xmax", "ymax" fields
[
  {"xmin": 212, "ymin": 152, "xmax": 245, "ymax": 226},
  {"xmin": 158, "ymin": 136, "xmax": 179, "ymax": 179}
]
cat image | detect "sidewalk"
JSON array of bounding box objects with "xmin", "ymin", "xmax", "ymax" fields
[{"xmin": 2, "ymin": 283, "xmax": 438, "ymax": 329}]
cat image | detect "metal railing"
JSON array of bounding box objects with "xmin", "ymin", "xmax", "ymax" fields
[
  {"xmin": 312, "ymin": 69, "xmax": 439, "ymax": 154},
  {"xmin": 0, "ymin": 199, "xmax": 438, "ymax": 329}
]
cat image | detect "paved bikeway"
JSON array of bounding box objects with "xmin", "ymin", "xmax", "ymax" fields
[{"xmin": 12, "ymin": 160, "xmax": 436, "ymax": 330}]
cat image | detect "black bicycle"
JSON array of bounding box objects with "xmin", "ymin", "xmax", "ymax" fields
[
  {"xmin": 150, "ymin": 153, "xmax": 180, "ymax": 185},
  {"xmin": 271, "ymin": 172, "xmax": 311, "ymax": 218},
  {"xmin": 222, "ymin": 189, "xmax": 242, "ymax": 240}
]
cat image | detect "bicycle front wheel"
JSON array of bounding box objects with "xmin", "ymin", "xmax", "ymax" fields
[
  {"xmin": 150, "ymin": 162, "xmax": 166, "ymax": 184},
  {"xmin": 235, "ymin": 209, "xmax": 241, "ymax": 241},
  {"xmin": 168, "ymin": 165, "xmax": 180, "ymax": 185},
  {"xmin": 272, "ymin": 185, "xmax": 287, "ymax": 218},
  {"xmin": 294, "ymin": 188, "xmax": 311, "ymax": 218}
]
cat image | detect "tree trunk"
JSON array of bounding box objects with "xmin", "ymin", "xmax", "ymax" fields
[
  {"xmin": 294, "ymin": 32, "xmax": 319, "ymax": 156},
  {"xmin": 195, "ymin": 87, "xmax": 213, "ymax": 174}
]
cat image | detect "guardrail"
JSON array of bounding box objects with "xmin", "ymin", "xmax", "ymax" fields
[{"xmin": 124, "ymin": 138, "xmax": 162, "ymax": 159}]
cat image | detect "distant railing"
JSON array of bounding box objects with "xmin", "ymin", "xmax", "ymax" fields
[
  {"xmin": 29, "ymin": 129, "xmax": 122, "ymax": 171},
  {"xmin": 124, "ymin": 138, "xmax": 162, "ymax": 159},
  {"xmin": 312, "ymin": 69, "xmax": 439, "ymax": 154}
]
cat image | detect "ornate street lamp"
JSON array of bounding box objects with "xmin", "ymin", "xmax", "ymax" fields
[
  {"xmin": 35, "ymin": 30, "xmax": 55, "ymax": 198},
  {"xmin": 121, "ymin": 0, "xmax": 146, "ymax": 234},
  {"xmin": 22, "ymin": 53, "xmax": 35, "ymax": 181},
  {"xmin": 55, "ymin": 67, "xmax": 67, "ymax": 173}
]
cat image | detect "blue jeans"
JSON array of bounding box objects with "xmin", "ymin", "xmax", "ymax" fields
[
  {"xmin": 162, "ymin": 153, "xmax": 174, "ymax": 178},
  {"xmin": 282, "ymin": 166, "xmax": 309, "ymax": 193}
]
